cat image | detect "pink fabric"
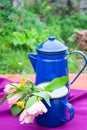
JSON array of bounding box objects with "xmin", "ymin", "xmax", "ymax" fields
[{"xmin": 0, "ymin": 78, "xmax": 87, "ymax": 130}]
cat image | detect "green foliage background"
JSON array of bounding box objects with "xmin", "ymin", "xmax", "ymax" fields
[{"xmin": 0, "ymin": 0, "xmax": 87, "ymax": 74}]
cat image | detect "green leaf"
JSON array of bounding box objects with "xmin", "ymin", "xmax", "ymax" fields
[
  {"xmin": 33, "ymin": 91, "xmax": 51, "ymax": 106},
  {"xmin": 22, "ymin": 71, "xmax": 35, "ymax": 90},
  {"xmin": 22, "ymin": 71, "xmax": 32, "ymax": 82},
  {"xmin": 11, "ymin": 105, "xmax": 23, "ymax": 116},
  {"xmin": 26, "ymin": 96, "xmax": 37, "ymax": 109},
  {"xmin": 9, "ymin": 83, "xmax": 18, "ymax": 88},
  {"xmin": 0, "ymin": 94, "xmax": 8, "ymax": 105},
  {"xmin": 44, "ymin": 76, "xmax": 68, "ymax": 92}
]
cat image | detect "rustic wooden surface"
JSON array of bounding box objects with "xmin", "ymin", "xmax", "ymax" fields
[{"xmin": 0, "ymin": 74, "xmax": 87, "ymax": 90}]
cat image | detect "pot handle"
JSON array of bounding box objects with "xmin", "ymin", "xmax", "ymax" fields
[
  {"xmin": 67, "ymin": 50, "xmax": 87, "ymax": 86},
  {"xmin": 61, "ymin": 100, "xmax": 74, "ymax": 122}
]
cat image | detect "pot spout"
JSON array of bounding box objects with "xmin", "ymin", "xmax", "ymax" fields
[{"xmin": 28, "ymin": 53, "xmax": 37, "ymax": 72}]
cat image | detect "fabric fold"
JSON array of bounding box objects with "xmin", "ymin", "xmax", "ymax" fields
[{"xmin": 0, "ymin": 77, "xmax": 87, "ymax": 130}]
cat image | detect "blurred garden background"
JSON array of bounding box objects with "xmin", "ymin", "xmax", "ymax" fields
[{"xmin": 0, "ymin": 0, "xmax": 87, "ymax": 74}]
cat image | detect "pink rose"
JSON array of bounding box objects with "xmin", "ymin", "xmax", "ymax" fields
[
  {"xmin": 4, "ymin": 83, "xmax": 17, "ymax": 94},
  {"xmin": 19, "ymin": 109, "xmax": 34, "ymax": 124},
  {"xmin": 19, "ymin": 100, "xmax": 47, "ymax": 124},
  {"xmin": 7, "ymin": 93, "xmax": 23, "ymax": 106}
]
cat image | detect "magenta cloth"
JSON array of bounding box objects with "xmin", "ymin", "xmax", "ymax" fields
[{"xmin": 0, "ymin": 78, "xmax": 87, "ymax": 130}]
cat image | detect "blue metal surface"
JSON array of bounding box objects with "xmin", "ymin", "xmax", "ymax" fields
[
  {"xmin": 35, "ymin": 95, "xmax": 74, "ymax": 127},
  {"xmin": 67, "ymin": 50, "xmax": 87, "ymax": 86},
  {"xmin": 28, "ymin": 36, "xmax": 87, "ymax": 86},
  {"xmin": 28, "ymin": 52, "xmax": 68, "ymax": 85},
  {"xmin": 36, "ymin": 36, "xmax": 68, "ymax": 54}
]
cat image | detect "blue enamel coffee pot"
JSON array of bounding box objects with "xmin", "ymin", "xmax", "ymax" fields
[{"xmin": 28, "ymin": 36, "xmax": 87, "ymax": 86}]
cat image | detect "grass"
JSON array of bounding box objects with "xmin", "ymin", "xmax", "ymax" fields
[
  {"xmin": 0, "ymin": 49, "xmax": 34, "ymax": 74},
  {"xmin": 0, "ymin": 1, "xmax": 86, "ymax": 74},
  {"xmin": 68, "ymin": 55, "xmax": 80, "ymax": 73},
  {"xmin": 0, "ymin": 48, "xmax": 81, "ymax": 74}
]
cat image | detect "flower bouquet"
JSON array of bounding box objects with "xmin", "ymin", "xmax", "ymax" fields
[{"xmin": 0, "ymin": 73, "xmax": 68, "ymax": 124}]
